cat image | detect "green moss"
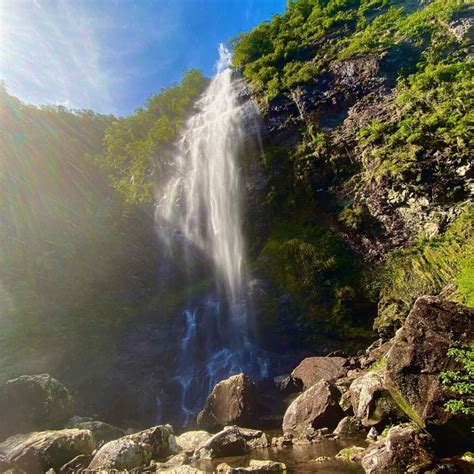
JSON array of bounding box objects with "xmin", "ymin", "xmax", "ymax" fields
[
  {"xmin": 375, "ymin": 204, "xmax": 474, "ymax": 333},
  {"xmin": 386, "ymin": 382, "xmax": 425, "ymax": 429},
  {"xmin": 257, "ymin": 220, "xmax": 376, "ymax": 343},
  {"xmin": 368, "ymin": 354, "xmax": 387, "ymax": 372}
]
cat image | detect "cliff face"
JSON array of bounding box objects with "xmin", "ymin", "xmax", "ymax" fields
[{"xmin": 237, "ymin": 0, "xmax": 473, "ymax": 344}]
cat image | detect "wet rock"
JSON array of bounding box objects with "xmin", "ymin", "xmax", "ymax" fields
[
  {"xmin": 282, "ymin": 380, "xmax": 344, "ymax": 435},
  {"xmin": 361, "ymin": 424, "xmax": 436, "ymax": 473},
  {"xmin": 313, "ymin": 456, "xmax": 331, "ymax": 463},
  {"xmin": 64, "ymin": 418, "xmax": 125, "ymax": 444},
  {"xmin": 176, "ymin": 430, "xmax": 211, "ymax": 454},
  {"xmin": 385, "ymin": 296, "xmax": 474, "ymax": 451},
  {"xmin": 238, "ymin": 427, "xmax": 263, "ymax": 441},
  {"xmin": 291, "ymin": 357, "xmax": 348, "ymax": 390},
  {"xmin": 333, "ymin": 416, "xmax": 364, "ymax": 436},
  {"xmin": 0, "ymin": 429, "xmax": 95, "ymax": 474},
  {"xmin": 193, "ymin": 425, "xmax": 248, "ymax": 460},
  {"xmin": 336, "ymin": 446, "xmax": 365, "ymax": 463},
  {"xmin": 247, "ymin": 433, "xmax": 270, "ymax": 449},
  {"xmin": 0, "ymin": 374, "xmax": 74, "ymax": 440},
  {"xmin": 217, "ymin": 460, "xmax": 287, "ymax": 473},
  {"xmin": 88, "ymin": 424, "xmax": 178, "ymax": 470},
  {"xmin": 349, "ymin": 371, "xmax": 399, "ymax": 427},
  {"xmin": 197, "ymin": 373, "xmax": 257, "ymax": 430},
  {"xmin": 271, "ymin": 433, "xmax": 293, "ymax": 448}
]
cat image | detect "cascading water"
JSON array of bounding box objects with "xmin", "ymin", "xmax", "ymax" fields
[{"xmin": 155, "ymin": 45, "xmax": 268, "ymax": 425}]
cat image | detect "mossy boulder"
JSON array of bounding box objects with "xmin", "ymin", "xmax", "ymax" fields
[
  {"xmin": 385, "ymin": 295, "xmax": 474, "ymax": 452},
  {"xmin": 0, "ymin": 429, "xmax": 96, "ymax": 473},
  {"xmin": 361, "ymin": 424, "xmax": 436, "ymax": 474},
  {"xmin": 0, "ymin": 374, "xmax": 74, "ymax": 440}
]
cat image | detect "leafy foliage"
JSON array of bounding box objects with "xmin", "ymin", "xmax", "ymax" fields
[
  {"xmin": 95, "ymin": 70, "xmax": 208, "ymax": 203},
  {"xmin": 440, "ymin": 344, "xmax": 474, "ymax": 415}
]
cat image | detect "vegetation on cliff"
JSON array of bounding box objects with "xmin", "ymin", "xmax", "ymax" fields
[{"xmin": 233, "ymin": 0, "xmax": 473, "ymax": 339}]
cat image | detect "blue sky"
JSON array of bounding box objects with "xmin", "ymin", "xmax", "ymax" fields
[{"xmin": 0, "ymin": 0, "xmax": 286, "ymax": 116}]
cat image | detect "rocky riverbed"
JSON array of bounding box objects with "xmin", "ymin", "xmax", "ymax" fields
[{"xmin": 0, "ymin": 294, "xmax": 472, "ymax": 473}]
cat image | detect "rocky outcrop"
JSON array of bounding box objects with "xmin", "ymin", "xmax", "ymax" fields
[
  {"xmin": 282, "ymin": 380, "xmax": 344, "ymax": 435},
  {"xmin": 385, "ymin": 296, "xmax": 474, "ymax": 450},
  {"xmin": 176, "ymin": 430, "xmax": 211, "ymax": 454},
  {"xmin": 0, "ymin": 429, "xmax": 95, "ymax": 473},
  {"xmin": 64, "ymin": 417, "xmax": 125, "ymax": 444},
  {"xmin": 361, "ymin": 424, "xmax": 436, "ymax": 474},
  {"xmin": 197, "ymin": 373, "xmax": 257, "ymax": 430},
  {"xmin": 349, "ymin": 371, "xmax": 400, "ymax": 428},
  {"xmin": 88, "ymin": 424, "xmax": 178, "ymax": 470},
  {"xmin": 291, "ymin": 357, "xmax": 348, "ymax": 390},
  {"xmin": 193, "ymin": 426, "xmax": 248, "ymax": 460},
  {"xmin": 0, "ymin": 374, "xmax": 74, "ymax": 440}
]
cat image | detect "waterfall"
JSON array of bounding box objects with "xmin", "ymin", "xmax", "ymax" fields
[{"xmin": 155, "ymin": 45, "xmax": 268, "ymax": 425}]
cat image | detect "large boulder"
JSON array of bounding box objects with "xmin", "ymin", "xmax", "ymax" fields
[
  {"xmin": 0, "ymin": 429, "xmax": 96, "ymax": 473},
  {"xmin": 193, "ymin": 425, "xmax": 248, "ymax": 460},
  {"xmin": 333, "ymin": 416, "xmax": 364, "ymax": 436},
  {"xmin": 88, "ymin": 437, "xmax": 153, "ymax": 471},
  {"xmin": 385, "ymin": 296, "xmax": 474, "ymax": 450},
  {"xmin": 0, "ymin": 374, "xmax": 74, "ymax": 439},
  {"xmin": 176, "ymin": 430, "xmax": 211, "ymax": 454},
  {"xmin": 361, "ymin": 424, "xmax": 436, "ymax": 473},
  {"xmin": 197, "ymin": 373, "xmax": 257, "ymax": 430},
  {"xmin": 291, "ymin": 357, "xmax": 348, "ymax": 390},
  {"xmin": 349, "ymin": 371, "xmax": 400, "ymax": 428},
  {"xmin": 282, "ymin": 380, "xmax": 344, "ymax": 435},
  {"xmin": 64, "ymin": 417, "xmax": 125, "ymax": 444},
  {"xmin": 88, "ymin": 424, "xmax": 178, "ymax": 470}
]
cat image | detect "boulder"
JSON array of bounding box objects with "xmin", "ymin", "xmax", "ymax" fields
[
  {"xmin": 0, "ymin": 374, "xmax": 74, "ymax": 439},
  {"xmin": 0, "ymin": 429, "xmax": 95, "ymax": 473},
  {"xmin": 88, "ymin": 437, "xmax": 152, "ymax": 470},
  {"xmin": 361, "ymin": 424, "xmax": 436, "ymax": 473},
  {"xmin": 291, "ymin": 357, "xmax": 348, "ymax": 390},
  {"xmin": 176, "ymin": 430, "xmax": 211, "ymax": 454},
  {"xmin": 193, "ymin": 425, "xmax": 248, "ymax": 460},
  {"xmin": 335, "ymin": 446, "xmax": 365, "ymax": 463},
  {"xmin": 333, "ymin": 416, "xmax": 364, "ymax": 436},
  {"xmin": 64, "ymin": 417, "xmax": 125, "ymax": 444},
  {"xmin": 88, "ymin": 424, "xmax": 178, "ymax": 470},
  {"xmin": 282, "ymin": 380, "xmax": 344, "ymax": 435},
  {"xmin": 349, "ymin": 371, "xmax": 399, "ymax": 427},
  {"xmin": 197, "ymin": 373, "xmax": 257, "ymax": 430},
  {"xmin": 217, "ymin": 459, "xmax": 287, "ymax": 473},
  {"xmin": 385, "ymin": 296, "xmax": 474, "ymax": 450}
]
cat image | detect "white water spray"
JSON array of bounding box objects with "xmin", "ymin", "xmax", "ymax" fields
[{"xmin": 155, "ymin": 45, "xmax": 267, "ymax": 424}]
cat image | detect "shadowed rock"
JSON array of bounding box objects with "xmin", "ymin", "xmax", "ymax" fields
[
  {"xmin": 197, "ymin": 373, "xmax": 257, "ymax": 430},
  {"xmin": 282, "ymin": 380, "xmax": 344, "ymax": 435},
  {"xmin": 385, "ymin": 296, "xmax": 474, "ymax": 452},
  {"xmin": 0, "ymin": 374, "xmax": 74, "ymax": 440}
]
